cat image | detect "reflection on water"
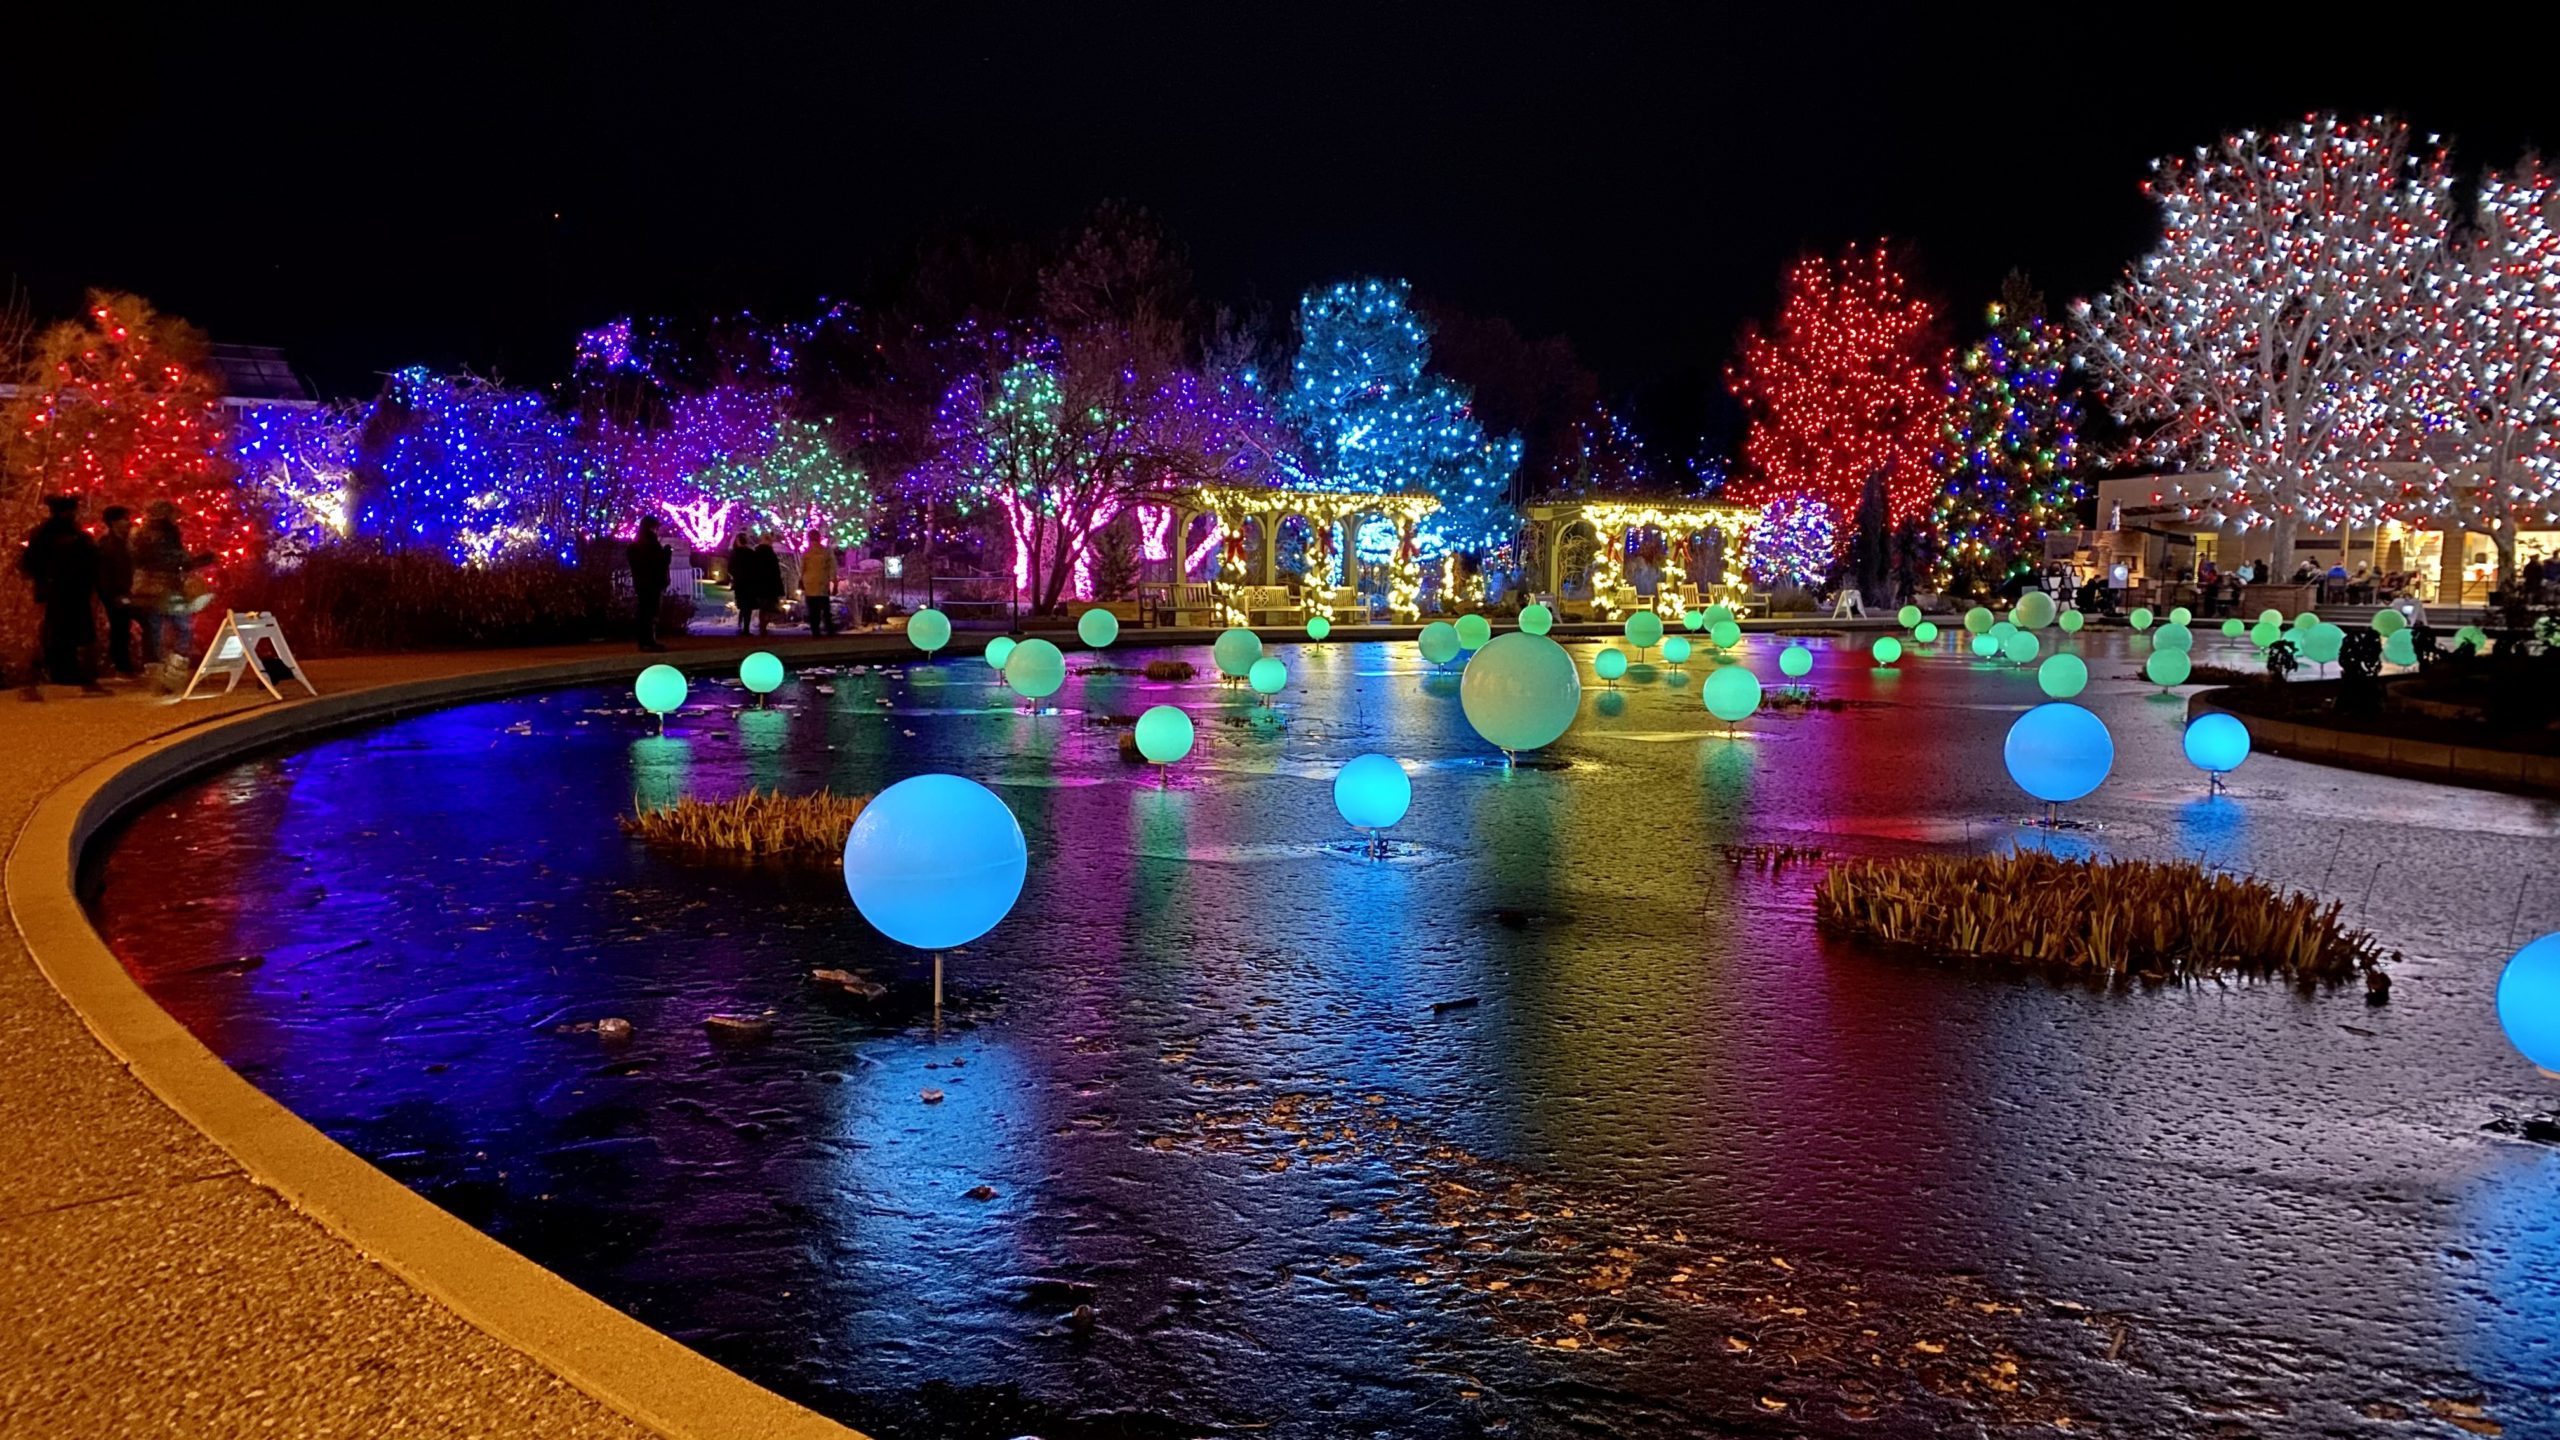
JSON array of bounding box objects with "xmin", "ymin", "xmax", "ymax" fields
[{"xmin": 91, "ymin": 635, "xmax": 2560, "ymax": 1438}]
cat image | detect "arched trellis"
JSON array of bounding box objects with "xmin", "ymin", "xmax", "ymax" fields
[
  {"xmin": 1148, "ymin": 485, "xmax": 1441, "ymax": 622},
  {"xmin": 1521, "ymin": 499, "xmax": 1767, "ymax": 618}
]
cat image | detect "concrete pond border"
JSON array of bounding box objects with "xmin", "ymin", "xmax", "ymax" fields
[{"xmin": 2189, "ymin": 685, "xmax": 2560, "ymax": 798}]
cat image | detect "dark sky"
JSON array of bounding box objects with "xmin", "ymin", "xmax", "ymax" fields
[{"xmin": 12, "ymin": 4, "xmax": 2557, "ymax": 446}]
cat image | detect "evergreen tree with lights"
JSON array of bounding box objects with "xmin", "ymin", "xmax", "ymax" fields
[
  {"xmin": 1283, "ymin": 278, "xmax": 1520, "ymax": 556},
  {"xmin": 2074, "ymin": 114, "xmax": 2450, "ymax": 571},
  {"xmin": 1548, "ymin": 401, "xmax": 1654, "ymax": 497},
  {"xmin": 1935, "ymin": 272, "xmax": 2080, "ymax": 597},
  {"xmin": 1746, "ymin": 494, "xmax": 1836, "ymax": 589}
]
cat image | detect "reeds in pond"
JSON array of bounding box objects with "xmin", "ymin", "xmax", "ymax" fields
[{"xmin": 621, "ymin": 789, "xmax": 871, "ymax": 866}]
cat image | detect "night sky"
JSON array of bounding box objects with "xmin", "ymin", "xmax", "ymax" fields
[{"xmin": 12, "ymin": 5, "xmax": 2555, "ymax": 444}]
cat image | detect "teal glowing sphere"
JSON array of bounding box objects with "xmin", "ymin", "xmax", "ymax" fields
[
  {"xmin": 1991, "ymin": 620, "xmax": 2017, "ymax": 641},
  {"xmin": 1213, "ymin": 627, "xmax": 1263, "ymax": 677},
  {"xmin": 2155, "ymin": 622, "xmax": 2194, "ymax": 653},
  {"xmin": 1520, "ymin": 603, "xmax": 1554, "ymax": 636},
  {"xmin": 2258, "ymin": 608, "xmax": 2285, "ymax": 627},
  {"xmin": 1873, "ymin": 635, "xmax": 1903, "ymax": 666},
  {"xmin": 2146, "ymin": 648, "xmax": 2192, "ymax": 687},
  {"xmin": 2015, "ymin": 591, "xmax": 2057, "ymax": 629},
  {"xmin": 1307, "ymin": 615, "xmax": 1332, "ymax": 640},
  {"xmin": 1595, "ymin": 646, "xmax": 1630, "ymax": 681},
  {"xmin": 1969, "ymin": 631, "xmax": 2000, "ymax": 658},
  {"xmin": 2293, "ymin": 610, "xmax": 2319, "ymax": 629},
  {"xmin": 2455, "ymin": 624, "xmax": 2489, "ymax": 651},
  {"xmin": 2371, "ymin": 608, "xmax": 2405, "ymax": 636},
  {"xmin": 2037, "ymin": 652, "xmax": 2088, "ymax": 699},
  {"xmin": 1963, "ymin": 605, "xmax": 1993, "ymax": 634},
  {"xmin": 2221, "ymin": 617, "xmax": 2246, "ymax": 638},
  {"xmin": 2183, "ymin": 711, "xmax": 2251, "ymax": 774},
  {"xmin": 1624, "ymin": 609, "xmax": 1664, "ymax": 649},
  {"xmin": 1779, "ymin": 643, "xmax": 1813, "ymax": 678},
  {"xmin": 1702, "ymin": 664, "xmax": 1763, "ymax": 723},
  {"xmin": 985, "ymin": 635, "xmax": 1017, "ymax": 670},
  {"xmin": 1077, "ymin": 607, "xmax": 1120, "ymax": 648},
  {"xmin": 2129, "ymin": 606, "xmax": 2154, "ymax": 631},
  {"xmin": 1247, "ymin": 656, "xmax": 1288, "ymax": 695},
  {"xmin": 1913, "ymin": 621, "xmax": 1940, "ymax": 644},
  {"xmin": 2497, "ymin": 933, "xmax": 2560, "ymax": 1074},
  {"xmin": 1708, "ymin": 619, "xmax": 1743, "ymax": 649},
  {"xmin": 1459, "ymin": 632, "xmax": 1582, "ymax": 752},
  {"xmin": 2004, "ymin": 702, "xmax": 2113, "ymax": 803},
  {"xmin": 2382, "ymin": 629, "xmax": 2417, "ymax": 667},
  {"xmin": 1334, "ymin": 753, "xmax": 1411, "ymax": 831},
  {"xmin": 1703, "ymin": 603, "xmax": 1736, "ymax": 628},
  {"xmin": 1417, "ymin": 621, "xmax": 1462, "ymax": 666},
  {"xmin": 842, "ymin": 774, "xmax": 1026, "ymax": 950},
  {"xmin": 739, "ymin": 651, "xmax": 784, "ymax": 695},
  {"xmin": 2301, "ymin": 622, "xmax": 2345, "ymax": 665},
  {"xmin": 1662, "ymin": 635, "xmax": 1692, "ymax": 664},
  {"xmin": 2059, "ymin": 608, "xmax": 2085, "ymax": 633},
  {"xmin": 2250, "ymin": 618, "xmax": 2281, "ymax": 648},
  {"xmin": 635, "ymin": 663, "xmax": 688, "ymax": 715},
  {"xmin": 1004, "ymin": 637, "xmax": 1066, "ymax": 699},
  {"xmin": 907, "ymin": 608, "xmax": 952, "ymax": 654},
  {"xmin": 2002, "ymin": 630, "xmax": 2040, "ymax": 665},
  {"xmin": 1456, "ymin": 613, "xmax": 1493, "ymax": 650},
  {"xmin": 1682, "ymin": 609, "xmax": 1706, "ymax": 632},
  {"xmin": 1134, "ymin": 704, "xmax": 1194, "ymax": 764},
  {"xmin": 2168, "ymin": 606, "xmax": 2192, "ymax": 627},
  {"xmin": 1896, "ymin": 604, "xmax": 1922, "ymax": 628}
]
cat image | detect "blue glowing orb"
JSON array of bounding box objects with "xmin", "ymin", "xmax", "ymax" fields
[
  {"xmin": 1417, "ymin": 621, "xmax": 1462, "ymax": 666},
  {"xmin": 2004, "ymin": 702, "xmax": 2114, "ymax": 803},
  {"xmin": 1134, "ymin": 704, "xmax": 1194, "ymax": 764},
  {"xmin": 1458, "ymin": 632, "xmax": 1581, "ymax": 753},
  {"xmin": 1519, "ymin": 603, "xmax": 1554, "ymax": 636},
  {"xmin": 739, "ymin": 651, "xmax": 783, "ymax": 695},
  {"xmin": 1334, "ymin": 753, "xmax": 1412, "ymax": 831},
  {"xmin": 1212, "ymin": 627, "xmax": 1263, "ymax": 677},
  {"xmin": 635, "ymin": 663, "xmax": 688, "ymax": 715},
  {"xmin": 2497, "ymin": 933, "xmax": 2560, "ymax": 1074},
  {"xmin": 1248, "ymin": 656, "xmax": 1288, "ymax": 695},
  {"xmin": 2182, "ymin": 711, "xmax": 2251, "ymax": 775},
  {"xmin": 1004, "ymin": 637, "xmax": 1066, "ymax": 699},
  {"xmin": 906, "ymin": 608, "xmax": 951, "ymax": 654},
  {"xmin": 842, "ymin": 774, "xmax": 1026, "ymax": 950},
  {"xmin": 1076, "ymin": 607, "xmax": 1119, "ymax": 648}
]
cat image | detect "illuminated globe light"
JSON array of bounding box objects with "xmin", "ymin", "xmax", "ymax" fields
[
  {"xmin": 985, "ymin": 636, "xmax": 1017, "ymax": 671},
  {"xmin": 2496, "ymin": 933, "xmax": 2560, "ymax": 1075},
  {"xmin": 842, "ymin": 774, "xmax": 1026, "ymax": 950},
  {"xmin": 2455, "ymin": 624, "xmax": 2489, "ymax": 651},
  {"xmin": 1702, "ymin": 664, "xmax": 1763, "ymax": 724},
  {"xmin": 635, "ymin": 663, "xmax": 688, "ymax": 716},
  {"xmin": 1594, "ymin": 646, "xmax": 1630, "ymax": 683},
  {"xmin": 1077, "ymin": 607, "xmax": 1120, "ymax": 648},
  {"xmin": 1417, "ymin": 621, "xmax": 1462, "ymax": 666},
  {"xmin": 2037, "ymin": 652, "xmax": 2087, "ymax": 699},
  {"xmin": 2146, "ymin": 649, "xmax": 2193, "ymax": 688},
  {"xmin": 1333, "ymin": 753, "xmax": 1412, "ymax": 832},
  {"xmin": 2301, "ymin": 622, "xmax": 2346, "ymax": 666},
  {"xmin": 2371, "ymin": 608, "xmax": 2406, "ymax": 636},
  {"xmin": 1779, "ymin": 643, "xmax": 1813, "ymax": 678},
  {"xmin": 1682, "ymin": 609, "xmax": 1705, "ymax": 632},
  {"xmin": 2168, "ymin": 606, "xmax": 2193, "ymax": 627},
  {"xmin": 1703, "ymin": 603, "xmax": 1735, "ymax": 628},
  {"xmin": 2002, "ymin": 630, "xmax": 2040, "ymax": 666},
  {"xmin": 1662, "ymin": 635, "xmax": 1693, "ymax": 665},
  {"xmin": 1004, "ymin": 638, "xmax": 1066, "ymax": 700},
  {"xmin": 1247, "ymin": 656, "xmax": 1288, "ymax": 696},
  {"xmin": 1458, "ymin": 633, "xmax": 1583, "ymax": 753},
  {"xmin": 2014, "ymin": 591, "xmax": 2057, "ymax": 629},
  {"xmin": 2221, "ymin": 617, "xmax": 2246, "ymax": 638},
  {"xmin": 2258, "ymin": 608, "xmax": 2285, "ymax": 627},
  {"xmin": 2250, "ymin": 619, "xmax": 2281, "ymax": 649},
  {"xmin": 2058, "ymin": 608, "xmax": 2085, "ymax": 634},
  {"xmin": 2154, "ymin": 622, "xmax": 2194, "ymax": 653},
  {"xmin": 739, "ymin": 651, "xmax": 784, "ymax": 696},
  {"xmin": 1969, "ymin": 631, "xmax": 2001, "ymax": 658},
  {"xmin": 2293, "ymin": 610, "xmax": 2319, "ymax": 630},
  {"xmin": 1896, "ymin": 604, "xmax": 1921, "ymax": 629},
  {"xmin": 1963, "ymin": 605, "xmax": 1993, "ymax": 635},
  {"xmin": 1623, "ymin": 609, "xmax": 1664, "ymax": 650},
  {"xmin": 1990, "ymin": 620, "xmax": 2017, "ymax": 643},
  {"xmin": 1913, "ymin": 621, "xmax": 1940, "ymax": 644},
  {"xmin": 1134, "ymin": 704, "xmax": 1194, "ymax": 764},
  {"xmin": 2129, "ymin": 607, "xmax": 2154, "ymax": 631},
  {"xmin": 1708, "ymin": 619, "xmax": 1743, "ymax": 650},
  {"xmin": 1873, "ymin": 635, "xmax": 1903, "ymax": 667},
  {"xmin": 2003, "ymin": 702, "xmax": 2114, "ymax": 804},
  {"xmin": 1213, "ymin": 627, "xmax": 1263, "ymax": 677},
  {"xmin": 2182, "ymin": 712, "xmax": 2251, "ymax": 775},
  {"xmin": 2382, "ymin": 630, "xmax": 2418, "ymax": 667},
  {"xmin": 1456, "ymin": 613, "xmax": 1493, "ymax": 650},
  {"xmin": 1307, "ymin": 615, "xmax": 1332, "ymax": 640},
  {"xmin": 907, "ymin": 607, "xmax": 952, "ymax": 655},
  {"xmin": 1520, "ymin": 603, "xmax": 1554, "ymax": 636}
]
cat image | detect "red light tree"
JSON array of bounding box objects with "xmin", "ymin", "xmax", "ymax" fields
[{"xmin": 1727, "ymin": 243, "xmax": 1945, "ymax": 547}]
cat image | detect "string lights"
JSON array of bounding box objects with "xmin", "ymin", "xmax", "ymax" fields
[{"xmin": 1936, "ymin": 277, "xmax": 2081, "ymax": 592}]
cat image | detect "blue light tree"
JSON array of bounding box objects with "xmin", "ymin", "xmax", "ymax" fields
[{"xmin": 1283, "ymin": 278, "xmax": 1520, "ymax": 556}]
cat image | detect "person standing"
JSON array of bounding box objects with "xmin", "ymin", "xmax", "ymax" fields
[
  {"xmin": 97, "ymin": 505, "xmax": 148, "ymax": 676},
  {"xmin": 749, "ymin": 534, "xmax": 783, "ymax": 637},
  {"xmin": 725, "ymin": 532, "xmax": 760, "ymax": 636},
  {"xmin": 799, "ymin": 529, "xmax": 838, "ymax": 636},
  {"xmin": 130, "ymin": 499, "xmax": 208, "ymax": 683},
  {"xmin": 627, "ymin": 515, "xmax": 671, "ymax": 652},
  {"xmin": 16, "ymin": 494, "xmax": 107, "ymax": 697}
]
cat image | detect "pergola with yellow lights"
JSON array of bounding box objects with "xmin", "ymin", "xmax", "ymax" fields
[
  {"xmin": 1163, "ymin": 484, "xmax": 1441, "ymax": 621},
  {"xmin": 1524, "ymin": 498, "xmax": 1765, "ymax": 617}
]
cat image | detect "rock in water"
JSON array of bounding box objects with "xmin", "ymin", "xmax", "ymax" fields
[{"xmin": 703, "ymin": 1013, "xmax": 773, "ymax": 1043}]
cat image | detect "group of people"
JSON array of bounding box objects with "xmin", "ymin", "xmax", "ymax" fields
[
  {"xmin": 621, "ymin": 518, "xmax": 845, "ymax": 653},
  {"xmin": 15, "ymin": 493, "xmax": 210, "ymax": 699}
]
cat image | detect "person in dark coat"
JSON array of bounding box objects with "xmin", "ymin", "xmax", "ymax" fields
[
  {"xmin": 750, "ymin": 535, "xmax": 783, "ymax": 637},
  {"xmin": 627, "ymin": 515, "xmax": 672, "ymax": 652},
  {"xmin": 725, "ymin": 533, "xmax": 761, "ymax": 635},
  {"xmin": 97, "ymin": 505, "xmax": 147, "ymax": 675},
  {"xmin": 17, "ymin": 494, "xmax": 107, "ymax": 696}
]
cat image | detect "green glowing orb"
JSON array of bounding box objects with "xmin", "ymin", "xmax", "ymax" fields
[
  {"xmin": 1456, "ymin": 613, "xmax": 1493, "ymax": 650},
  {"xmin": 1459, "ymin": 633, "xmax": 1582, "ymax": 752},
  {"xmin": 1991, "ymin": 620, "xmax": 2017, "ymax": 641},
  {"xmin": 1970, "ymin": 631, "xmax": 2000, "ymax": 658},
  {"xmin": 1963, "ymin": 605, "xmax": 1993, "ymax": 634},
  {"xmin": 1594, "ymin": 646, "xmax": 1629, "ymax": 681},
  {"xmin": 2129, "ymin": 606, "xmax": 2154, "ymax": 631},
  {"xmin": 2371, "ymin": 608, "xmax": 2405, "ymax": 636},
  {"xmin": 2382, "ymin": 629, "xmax": 2417, "ymax": 667},
  {"xmin": 1417, "ymin": 621, "xmax": 1462, "ymax": 666},
  {"xmin": 1708, "ymin": 619, "xmax": 1743, "ymax": 649},
  {"xmin": 1623, "ymin": 610, "xmax": 1664, "ymax": 649},
  {"xmin": 1779, "ymin": 643, "xmax": 1813, "ymax": 678},
  {"xmin": 2059, "ymin": 608, "xmax": 2085, "ymax": 633},
  {"xmin": 1682, "ymin": 609, "xmax": 1705, "ymax": 631},
  {"xmin": 1520, "ymin": 603, "xmax": 1554, "ymax": 636},
  {"xmin": 1248, "ymin": 656, "xmax": 1288, "ymax": 695},
  {"xmin": 1896, "ymin": 604, "xmax": 1921, "ymax": 628},
  {"xmin": 1134, "ymin": 704, "xmax": 1194, "ymax": 764},
  {"xmin": 2015, "ymin": 591, "xmax": 2057, "ymax": 629},
  {"xmin": 1662, "ymin": 635, "xmax": 1692, "ymax": 664},
  {"xmin": 1004, "ymin": 637, "xmax": 1066, "ymax": 699},
  {"xmin": 1873, "ymin": 635, "xmax": 1904, "ymax": 666},
  {"xmin": 1076, "ymin": 607, "xmax": 1119, "ymax": 648},
  {"xmin": 1306, "ymin": 615, "xmax": 1332, "ymax": 640},
  {"xmin": 2259, "ymin": 608, "xmax": 2285, "ymax": 627},
  {"xmin": 2455, "ymin": 624, "xmax": 2489, "ymax": 651},
  {"xmin": 2038, "ymin": 652, "xmax": 2088, "ymax": 699},
  {"xmin": 1214, "ymin": 626, "xmax": 1264, "ymax": 676},
  {"xmin": 2002, "ymin": 630, "xmax": 2041, "ymax": 665},
  {"xmin": 906, "ymin": 608, "xmax": 952, "ymax": 654},
  {"xmin": 1703, "ymin": 603, "xmax": 1736, "ymax": 628},
  {"xmin": 2293, "ymin": 610, "xmax": 2319, "ymax": 629},
  {"xmin": 1702, "ymin": 664, "xmax": 1764, "ymax": 723},
  {"xmin": 1913, "ymin": 621, "xmax": 1940, "ymax": 643},
  {"xmin": 985, "ymin": 635, "xmax": 1017, "ymax": 670},
  {"xmin": 2250, "ymin": 619, "xmax": 2281, "ymax": 648},
  {"xmin": 2168, "ymin": 606, "xmax": 2192, "ymax": 627},
  {"xmin": 2154, "ymin": 622, "xmax": 2194, "ymax": 653},
  {"xmin": 2221, "ymin": 617, "xmax": 2246, "ymax": 638},
  {"xmin": 739, "ymin": 651, "xmax": 783, "ymax": 694},
  {"xmin": 2301, "ymin": 622, "xmax": 2345, "ymax": 665},
  {"xmin": 635, "ymin": 663, "xmax": 688, "ymax": 715},
  {"xmin": 2146, "ymin": 648, "xmax": 2192, "ymax": 688}
]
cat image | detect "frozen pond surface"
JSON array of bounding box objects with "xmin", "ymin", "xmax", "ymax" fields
[{"xmin": 92, "ymin": 633, "xmax": 2560, "ymax": 1438}]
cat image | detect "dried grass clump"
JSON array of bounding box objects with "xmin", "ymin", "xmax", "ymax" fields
[
  {"xmin": 1145, "ymin": 659, "xmax": 1198, "ymax": 680},
  {"xmin": 622, "ymin": 790, "xmax": 871, "ymax": 866},
  {"xmin": 1815, "ymin": 850, "xmax": 2394, "ymax": 986}
]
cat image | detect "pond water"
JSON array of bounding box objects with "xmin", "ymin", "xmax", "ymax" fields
[{"xmin": 91, "ymin": 633, "xmax": 2560, "ymax": 1439}]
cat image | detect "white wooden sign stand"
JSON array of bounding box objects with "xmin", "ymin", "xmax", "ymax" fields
[{"xmin": 179, "ymin": 611, "xmax": 318, "ymax": 702}]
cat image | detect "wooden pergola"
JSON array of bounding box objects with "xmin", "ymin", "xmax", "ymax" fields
[
  {"xmin": 1154, "ymin": 485, "xmax": 1442, "ymax": 622},
  {"xmin": 1523, "ymin": 497, "xmax": 1765, "ymax": 617}
]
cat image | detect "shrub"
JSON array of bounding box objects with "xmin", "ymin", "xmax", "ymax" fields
[{"xmin": 223, "ymin": 541, "xmax": 620, "ymax": 654}]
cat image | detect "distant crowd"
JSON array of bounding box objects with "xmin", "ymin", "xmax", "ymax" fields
[{"xmin": 15, "ymin": 494, "xmax": 214, "ymax": 700}]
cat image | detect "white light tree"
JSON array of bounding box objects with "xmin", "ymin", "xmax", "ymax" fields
[
  {"xmin": 2073, "ymin": 115, "xmax": 2452, "ymax": 570},
  {"xmin": 2374, "ymin": 156, "xmax": 2560, "ymax": 590}
]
